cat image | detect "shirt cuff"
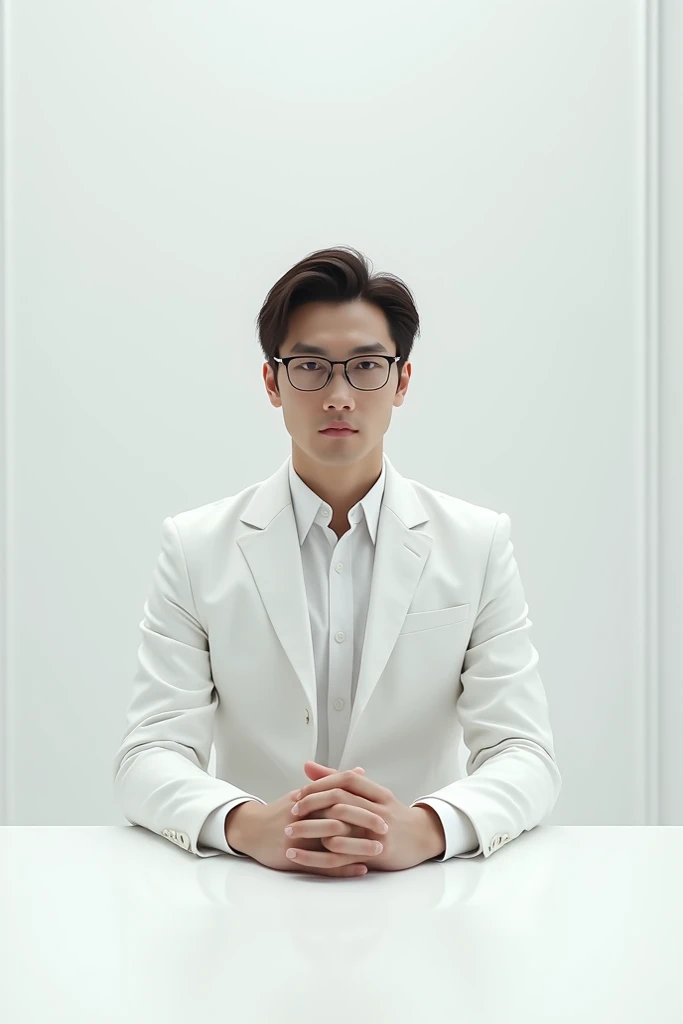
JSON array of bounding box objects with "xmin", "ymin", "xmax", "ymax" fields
[
  {"xmin": 197, "ymin": 798, "xmax": 262, "ymax": 856},
  {"xmin": 412, "ymin": 797, "xmax": 480, "ymax": 860}
]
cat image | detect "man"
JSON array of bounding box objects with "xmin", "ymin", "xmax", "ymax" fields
[{"xmin": 113, "ymin": 245, "xmax": 561, "ymax": 878}]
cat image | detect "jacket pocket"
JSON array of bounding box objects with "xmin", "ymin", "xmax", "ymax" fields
[{"xmin": 398, "ymin": 602, "xmax": 470, "ymax": 635}]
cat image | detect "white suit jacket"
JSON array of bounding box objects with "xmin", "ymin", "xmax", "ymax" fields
[
  {"xmin": 113, "ymin": 452, "xmax": 561, "ymax": 860},
  {"xmin": 197, "ymin": 454, "xmax": 479, "ymax": 859}
]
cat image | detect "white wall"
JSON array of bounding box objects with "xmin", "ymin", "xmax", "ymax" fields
[{"xmin": 1, "ymin": 0, "xmax": 681, "ymax": 827}]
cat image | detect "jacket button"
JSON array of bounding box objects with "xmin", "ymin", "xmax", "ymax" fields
[{"xmin": 304, "ymin": 709, "xmax": 310, "ymax": 725}]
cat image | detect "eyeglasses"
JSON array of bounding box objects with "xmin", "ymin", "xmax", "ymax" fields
[{"xmin": 272, "ymin": 355, "xmax": 401, "ymax": 391}]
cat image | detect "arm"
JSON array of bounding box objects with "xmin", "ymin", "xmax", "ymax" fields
[
  {"xmin": 112, "ymin": 516, "xmax": 266, "ymax": 858},
  {"xmin": 411, "ymin": 512, "xmax": 562, "ymax": 859}
]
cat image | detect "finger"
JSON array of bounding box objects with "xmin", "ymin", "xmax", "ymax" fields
[
  {"xmin": 298, "ymin": 769, "xmax": 388, "ymax": 803},
  {"xmin": 297, "ymin": 803, "xmax": 388, "ymax": 836},
  {"xmin": 294, "ymin": 788, "xmax": 379, "ymax": 819},
  {"xmin": 303, "ymin": 762, "xmax": 337, "ymax": 782},
  {"xmin": 304, "ymin": 762, "xmax": 365, "ymax": 779},
  {"xmin": 286, "ymin": 819, "xmax": 354, "ymax": 839},
  {"xmin": 291, "ymin": 834, "xmax": 382, "ymax": 860},
  {"xmin": 304, "ymin": 761, "xmax": 365, "ymax": 772},
  {"xmin": 322, "ymin": 803, "xmax": 389, "ymax": 835},
  {"xmin": 295, "ymin": 807, "xmax": 372, "ymax": 848},
  {"xmin": 320, "ymin": 835, "xmax": 384, "ymax": 857},
  {"xmin": 285, "ymin": 847, "xmax": 370, "ymax": 869}
]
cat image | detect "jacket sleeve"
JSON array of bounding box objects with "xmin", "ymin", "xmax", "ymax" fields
[
  {"xmin": 411, "ymin": 512, "xmax": 562, "ymax": 859},
  {"xmin": 112, "ymin": 516, "xmax": 266, "ymax": 858}
]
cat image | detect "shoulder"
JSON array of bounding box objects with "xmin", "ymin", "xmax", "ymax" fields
[
  {"xmin": 405, "ymin": 471, "xmax": 502, "ymax": 536},
  {"xmin": 165, "ymin": 476, "xmax": 264, "ymax": 545}
]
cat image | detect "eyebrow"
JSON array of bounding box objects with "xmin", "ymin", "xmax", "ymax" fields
[{"xmin": 288, "ymin": 341, "xmax": 390, "ymax": 356}]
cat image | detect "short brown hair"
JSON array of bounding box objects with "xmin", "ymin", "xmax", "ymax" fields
[{"xmin": 256, "ymin": 246, "xmax": 420, "ymax": 391}]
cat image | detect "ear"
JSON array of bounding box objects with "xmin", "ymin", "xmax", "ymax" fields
[{"xmin": 263, "ymin": 361, "xmax": 282, "ymax": 407}]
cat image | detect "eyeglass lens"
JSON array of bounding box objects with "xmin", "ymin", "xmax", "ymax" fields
[{"xmin": 287, "ymin": 356, "xmax": 389, "ymax": 391}]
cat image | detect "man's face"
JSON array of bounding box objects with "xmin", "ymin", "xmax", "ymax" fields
[{"xmin": 263, "ymin": 299, "xmax": 411, "ymax": 467}]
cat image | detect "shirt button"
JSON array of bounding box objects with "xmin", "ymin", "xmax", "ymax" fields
[
  {"xmin": 334, "ymin": 698, "xmax": 345, "ymax": 711},
  {"xmin": 335, "ymin": 631, "xmax": 345, "ymax": 643},
  {"xmin": 335, "ymin": 562, "xmax": 344, "ymax": 572}
]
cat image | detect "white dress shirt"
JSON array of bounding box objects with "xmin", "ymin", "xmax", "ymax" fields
[{"xmin": 198, "ymin": 455, "xmax": 479, "ymax": 860}]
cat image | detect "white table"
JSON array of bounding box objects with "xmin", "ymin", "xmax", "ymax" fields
[{"xmin": 1, "ymin": 824, "xmax": 681, "ymax": 1022}]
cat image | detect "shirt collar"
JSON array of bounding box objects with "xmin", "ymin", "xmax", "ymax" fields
[{"xmin": 288, "ymin": 453, "xmax": 387, "ymax": 546}]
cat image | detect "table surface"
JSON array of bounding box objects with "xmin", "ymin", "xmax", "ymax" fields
[{"xmin": 1, "ymin": 824, "xmax": 681, "ymax": 1023}]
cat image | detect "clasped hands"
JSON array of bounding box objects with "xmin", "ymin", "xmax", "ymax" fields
[{"xmin": 284, "ymin": 760, "xmax": 446, "ymax": 872}]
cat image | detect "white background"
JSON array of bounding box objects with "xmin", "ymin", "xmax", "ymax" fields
[{"xmin": 1, "ymin": 0, "xmax": 681, "ymax": 829}]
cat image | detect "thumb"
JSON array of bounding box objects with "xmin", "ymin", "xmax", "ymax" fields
[{"xmin": 303, "ymin": 760, "xmax": 365, "ymax": 780}]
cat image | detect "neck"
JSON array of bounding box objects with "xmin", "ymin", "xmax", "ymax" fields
[{"xmin": 291, "ymin": 442, "xmax": 383, "ymax": 522}]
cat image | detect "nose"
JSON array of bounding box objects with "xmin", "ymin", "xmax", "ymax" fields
[{"xmin": 323, "ymin": 363, "xmax": 356, "ymax": 401}]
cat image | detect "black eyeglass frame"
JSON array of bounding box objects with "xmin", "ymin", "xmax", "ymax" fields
[{"xmin": 271, "ymin": 354, "xmax": 401, "ymax": 391}]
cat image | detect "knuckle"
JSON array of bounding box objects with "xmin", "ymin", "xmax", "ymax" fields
[{"xmin": 343, "ymin": 770, "xmax": 355, "ymax": 784}]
